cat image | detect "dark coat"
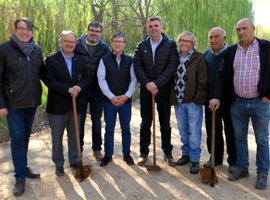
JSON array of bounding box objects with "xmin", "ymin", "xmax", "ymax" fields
[
  {"xmin": 42, "ymin": 51, "xmax": 90, "ymax": 114},
  {"xmin": 0, "ymin": 40, "xmax": 43, "ymax": 109},
  {"xmin": 74, "ymin": 35, "xmax": 111, "ymax": 89},
  {"xmin": 134, "ymin": 33, "xmax": 178, "ymax": 98},
  {"xmin": 170, "ymin": 50, "xmax": 208, "ymax": 106},
  {"xmin": 213, "ymin": 38, "xmax": 270, "ymax": 104}
]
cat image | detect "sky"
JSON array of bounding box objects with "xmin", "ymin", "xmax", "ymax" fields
[{"xmin": 253, "ymin": 0, "xmax": 270, "ymax": 29}]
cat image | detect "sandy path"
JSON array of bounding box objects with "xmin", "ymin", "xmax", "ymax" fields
[{"xmin": 0, "ymin": 101, "xmax": 270, "ymax": 199}]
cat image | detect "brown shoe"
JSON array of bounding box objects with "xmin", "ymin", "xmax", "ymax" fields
[
  {"xmin": 137, "ymin": 154, "xmax": 148, "ymax": 166},
  {"xmin": 93, "ymin": 151, "xmax": 103, "ymax": 161},
  {"xmin": 164, "ymin": 154, "xmax": 176, "ymax": 166}
]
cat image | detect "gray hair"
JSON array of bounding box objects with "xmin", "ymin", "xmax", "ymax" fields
[
  {"xmin": 58, "ymin": 31, "xmax": 77, "ymax": 41},
  {"xmin": 87, "ymin": 21, "xmax": 103, "ymax": 32},
  {"xmin": 208, "ymin": 27, "xmax": 226, "ymax": 38},
  {"xmin": 238, "ymin": 18, "xmax": 254, "ymax": 28},
  {"xmin": 147, "ymin": 16, "xmax": 162, "ymax": 26},
  {"xmin": 111, "ymin": 32, "xmax": 126, "ymax": 42},
  {"xmin": 177, "ymin": 31, "xmax": 197, "ymax": 48}
]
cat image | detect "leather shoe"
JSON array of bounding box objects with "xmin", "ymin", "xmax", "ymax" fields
[
  {"xmin": 176, "ymin": 155, "xmax": 190, "ymax": 165},
  {"xmin": 55, "ymin": 166, "xmax": 65, "ymax": 176},
  {"xmin": 13, "ymin": 180, "xmax": 25, "ymax": 196},
  {"xmin": 70, "ymin": 162, "xmax": 79, "ymax": 170},
  {"xmin": 100, "ymin": 155, "xmax": 112, "ymax": 167},
  {"xmin": 190, "ymin": 162, "xmax": 200, "ymax": 174},
  {"xmin": 93, "ymin": 151, "xmax": 103, "ymax": 161},
  {"xmin": 123, "ymin": 154, "xmax": 134, "ymax": 165},
  {"xmin": 203, "ymin": 160, "xmax": 222, "ymax": 168},
  {"xmin": 164, "ymin": 154, "xmax": 176, "ymax": 166},
  {"xmin": 25, "ymin": 167, "xmax": 40, "ymax": 179},
  {"xmin": 137, "ymin": 154, "xmax": 148, "ymax": 166}
]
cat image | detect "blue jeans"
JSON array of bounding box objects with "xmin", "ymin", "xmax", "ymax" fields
[
  {"xmin": 140, "ymin": 95, "xmax": 172, "ymax": 155},
  {"xmin": 174, "ymin": 102, "xmax": 202, "ymax": 162},
  {"xmin": 103, "ymin": 100, "xmax": 132, "ymax": 157},
  {"xmin": 6, "ymin": 107, "xmax": 37, "ymax": 180},
  {"xmin": 231, "ymin": 96, "xmax": 270, "ymax": 174},
  {"xmin": 79, "ymin": 88, "xmax": 103, "ymax": 152}
]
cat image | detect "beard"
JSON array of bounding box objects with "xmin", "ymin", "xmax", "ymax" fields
[{"xmin": 87, "ymin": 35, "xmax": 99, "ymax": 43}]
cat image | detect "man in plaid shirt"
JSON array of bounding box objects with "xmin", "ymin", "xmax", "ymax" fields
[{"xmin": 209, "ymin": 18, "xmax": 270, "ymax": 190}]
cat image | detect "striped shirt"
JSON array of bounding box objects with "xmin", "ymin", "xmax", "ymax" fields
[{"xmin": 233, "ymin": 38, "xmax": 260, "ymax": 98}]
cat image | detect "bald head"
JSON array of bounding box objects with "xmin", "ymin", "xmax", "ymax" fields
[
  {"xmin": 236, "ymin": 18, "xmax": 255, "ymax": 46},
  {"xmin": 208, "ymin": 27, "xmax": 226, "ymax": 55}
]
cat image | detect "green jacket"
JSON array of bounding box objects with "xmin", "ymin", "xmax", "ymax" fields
[{"xmin": 170, "ymin": 49, "xmax": 208, "ymax": 106}]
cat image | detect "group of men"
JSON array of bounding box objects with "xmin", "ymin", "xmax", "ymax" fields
[{"xmin": 0, "ymin": 16, "xmax": 269, "ymax": 196}]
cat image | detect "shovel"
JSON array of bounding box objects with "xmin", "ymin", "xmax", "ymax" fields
[
  {"xmin": 200, "ymin": 110, "xmax": 218, "ymax": 186},
  {"xmin": 72, "ymin": 95, "xmax": 92, "ymax": 182},
  {"xmin": 145, "ymin": 94, "xmax": 161, "ymax": 170}
]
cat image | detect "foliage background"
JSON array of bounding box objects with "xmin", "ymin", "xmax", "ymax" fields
[{"xmin": 1, "ymin": 0, "xmax": 270, "ymax": 141}]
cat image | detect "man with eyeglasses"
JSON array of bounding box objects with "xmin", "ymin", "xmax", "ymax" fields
[
  {"xmin": 134, "ymin": 16, "xmax": 178, "ymax": 166},
  {"xmin": 97, "ymin": 32, "xmax": 137, "ymax": 167},
  {"xmin": 42, "ymin": 31, "xmax": 90, "ymax": 177},
  {"xmin": 74, "ymin": 21, "xmax": 111, "ymax": 161},
  {"xmin": 0, "ymin": 18, "xmax": 42, "ymax": 196}
]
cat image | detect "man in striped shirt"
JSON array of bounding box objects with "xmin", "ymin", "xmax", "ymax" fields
[{"xmin": 209, "ymin": 18, "xmax": 270, "ymax": 190}]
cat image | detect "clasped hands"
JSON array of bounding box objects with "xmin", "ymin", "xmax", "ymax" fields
[
  {"xmin": 146, "ymin": 82, "xmax": 159, "ymax": 96},
  {"xmin": 110, "ymin": 95, "xmax": 129, "ymax": 107},
  {"xmin": 68, "ymin": 85, "xmax": 81, "ymax": 98}
]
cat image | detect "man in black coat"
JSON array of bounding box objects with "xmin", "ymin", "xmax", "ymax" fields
[
  {"xmin": 42, "ymin": 31, "xmax": 90, "ymax": 176},
  {"xmin": 74, "ymin": 21, "xmax": 111, "ymax": 160},
  {"xmin": 134, "ymin": 16, "xmax": 178, "ymax": 166}
]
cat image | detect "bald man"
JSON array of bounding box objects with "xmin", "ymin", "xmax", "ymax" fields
[
  {"xmin": 209, "ymin": 18, "xmax": 270, "ymax": 190},
  {"xmin": 203, "ymin": 27, "xmax": 237, "ymax": 173}
]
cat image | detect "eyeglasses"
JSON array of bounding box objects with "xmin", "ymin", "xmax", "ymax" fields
[
  {"xmin": 61, "ymin": 39, "xmax": 77, "ymax": 44},
  {"xmin": 179, "ymin": 39, "xmax": 193, "ymax": 44},
  {"xmin": 111, "ymin": 41, "xmax": 125, "ymax": 44},
  {"xmin": 88, "ymin": 29, "xmax": 101, "ymax": 33},
  {"xmin": 16, "ymin": 27, "xmax": 33, "ymax": 33}
]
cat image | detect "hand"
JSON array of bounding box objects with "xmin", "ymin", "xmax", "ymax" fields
[
  {"xmin": 0, "ymin": 108, "xmax": 8, "ymax": 117},
  {"xmin": 209, "ymin": 99, "xmax": 220, "ymax": 111},
  {"xmin": 117, "ymin": 95, "xmax": 129, "ymax": 106},
  {"xmin": 261, "ymin": 96, "xmax": 270, "ymax": 103},
  {"xmin": 146, "ymin": 82, "xmax": 157, "ymax": 93},
  {"xmin": 151, "ymin": 88, "xmax": 159, "ymax": 96},
  {"xmin": 110, "ymin": 96, "xmax": 120, "ymax": 107},
  {"xmin": 129, "ymin": 54, "xmax": 134, "ymax": 60},
  {"xmin": 72, "ymin": 85, "xmax": 81, "ymax": 98},
  {"xmin": 192, "ymin": 102, "xmax": 197, "ymax": 105}
]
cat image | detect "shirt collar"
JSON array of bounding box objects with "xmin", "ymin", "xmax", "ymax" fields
[
  {"xmin": 179, "ymin": 48, "xmax": 194, "ymax": 58},
  {"xmin": 150, "ymin": 35, "xmax": 163, "ymax": 45},
  {"xmin": 211, "ymin": 43, "xmax": 228, "ymax": 56},
  {"xmin": 60, "ymin": 49, "xmax": 74, "ymax": 60},
  {"xmin": 237, "ymin": 37, "xmax": 257, "ymax": 50}
]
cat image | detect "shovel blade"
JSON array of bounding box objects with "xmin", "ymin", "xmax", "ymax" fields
[
  {"xmin": 76, "ymin": 165, "xmax": 92, "ymax": 182},
  {"xmin": 200, "ymin": 167, "xmax": 218, "ymax": 185},
  {"xmin": 145, "ymin": 165, "xmax": 161, "ymax": 170}
]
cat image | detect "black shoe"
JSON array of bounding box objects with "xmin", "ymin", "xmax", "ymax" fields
[
  {"xmin": 176, "ymin": 155, "xmax": 190, "ymax": 166},
  {"xmin": 55, "ymin": 166, "xmax": 65, "ymax": 176},
  {"xmin": 123, "ymin": 154, "xmax": 134, "ymax": 165},
  {"xmin": 25, "ymin": 167, "xmax": 40, "ymax": 179},
  {"xmin": 70, "ymin": 162, "xmax": 79, "ymax": 170},
  {"xmin": 203, "ymin": 160, "xmax": 222, "ymax": 168},
  {"xmin": 100, "ymin": 155, "xmax": 112, "ymax": 167},
  {"xmin": 228, "ymin": 166, "xmax": 249, "ymax": 181},
  {"xmin": 255, "ymin": 173, "xmax": 267, "ymax": 190},
  {"xmin": 190, "ymin": 162, "xmax": 200, "ymax": 174},
  {"xmin": 13, "ymin": 180, "xmax": 25, "ymax": 196}
]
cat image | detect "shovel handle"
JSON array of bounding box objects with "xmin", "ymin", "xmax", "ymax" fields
[
  {"xmin": 72, "ymin": 96, "xmax": 82, "ymax": 161},
  {"xmin": 211, "ymin": 110, "xmax": 215, "ymax": 167},
  {"xmin": 152, "ymin": 94, "xmax": 156, "ymax": 166}
]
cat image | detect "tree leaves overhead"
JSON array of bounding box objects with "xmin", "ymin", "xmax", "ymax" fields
[{"xmin": 0, "ymin": 0, "xmax": 256, "ymax": 56}]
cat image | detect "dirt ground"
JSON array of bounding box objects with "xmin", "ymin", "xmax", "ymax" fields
[{"xmin": 1, "ymin": 101, "xmax": 270, "ymax": 199}]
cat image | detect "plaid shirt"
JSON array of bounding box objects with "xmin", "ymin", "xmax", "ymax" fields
[{"xmin": 233, "ymin": 38, "xmax": 260, "ymax": 98}]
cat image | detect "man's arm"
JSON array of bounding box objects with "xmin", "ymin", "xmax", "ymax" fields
[{"xmin": 0, "ymin": 48, "xmax": 7, "ymax": 110}]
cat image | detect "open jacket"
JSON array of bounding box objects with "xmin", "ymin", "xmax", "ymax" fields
[{"xmin": 170, "ymin": 49, "xmax": 208, "ymax": 106}]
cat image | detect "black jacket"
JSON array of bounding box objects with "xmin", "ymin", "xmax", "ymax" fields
[
  {"xmin": 42, "ymin": 51, "xmax": 90, "ymax": 114},
  {"xmin": 134, "ymin": 33, "xmax": 178, "ymax": 98},
  {"xmin": 213, "ymin": 38, "xmax": 270, "ymax": 104},
  {"xmin": 74, "ymin": 35, "xmax": 111, "ymax": 89},
  {"xmin": 0, "ymin": 40, "xmax": 43, "ymax": 109}
]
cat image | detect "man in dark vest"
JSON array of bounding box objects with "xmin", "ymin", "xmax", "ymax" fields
[
  {"xmin": 74, "ymin": 21, "xmax": 111, "ymax": 160},
  {"xmin": 97, "ymin": 32, "xmax": 137, "ymax": 167},
  {"xmin": 203, "ymin": 27, "xmax": 237, "ymax": 172}
]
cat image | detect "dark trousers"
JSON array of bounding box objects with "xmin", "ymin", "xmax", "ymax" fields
[
  {"xmin": 79, "ymin": 88, "xmax": 103, "ymax": 152},
  {"xmin": 139, "ymin": 95, "xmax": 173, "ymax": 155},
  {"xmin": 205, "ymin": 100, "xmax": 237, "ymax": 165}
]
